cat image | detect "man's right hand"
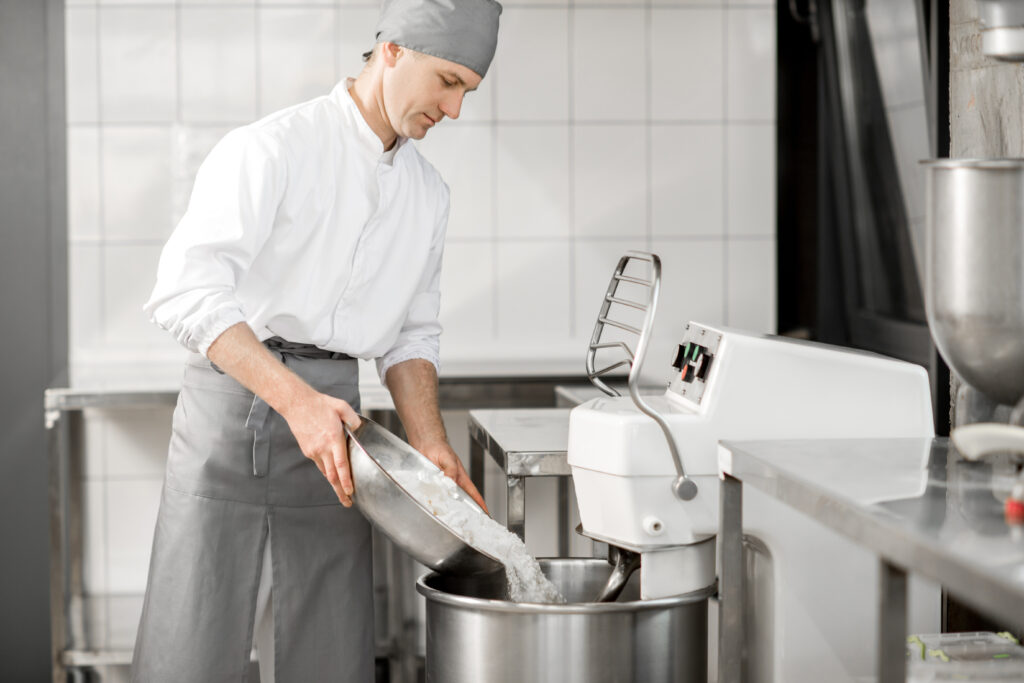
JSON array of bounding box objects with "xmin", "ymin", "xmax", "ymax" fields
[
  {"xmin": 282, "ymin": 391, "xmax": 362, "ymax": 507},
  {"xmin": 206, "ymin": 323, "xmax": 363, "ymax": 508}
]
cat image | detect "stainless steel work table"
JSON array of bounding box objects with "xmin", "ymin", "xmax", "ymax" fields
[
  {"xmin": 467, "ymin": 409, "xmax": 574, "ymax": 554},
  {"xmin": 717, "ymin": 437, "xmax": 1024, "ymax": 683}
]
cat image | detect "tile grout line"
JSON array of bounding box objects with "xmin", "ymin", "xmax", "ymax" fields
[
  {"xmin": 94, "ymin": 3, "xmax": 108, "ymax": 380},
  {"xmin": 722, "ymin": 4, "xmax": 730, "ymax": 326},
  {"xmin": 645, "ymin": 0, "xmax": 653, "ymax": 252},
  {"xmin": 491, "ymin": 72, "xmax": 500, "ymax": 341},
  {"xmin": 175, "ymin": 1, "xmax": 182, "ymax": 125},
  {"xmin": 253, "ymin": 3, "xmax": 262, "ymax": 120},
  {"xmin": 333, "ymin": 3, "xmax": 341, "ymax": 86},
  {"xmin": 567, "ymin": 0, "xmax": 576, "ymax": 338},
  {"xmin": 174, "ymin": 1, "xmax": 183, "ymax": 255}
]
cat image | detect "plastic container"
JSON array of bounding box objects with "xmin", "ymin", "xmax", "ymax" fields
[{"xmin": 907, "ymin": 632, "xmax": 1024, "ymax": 681}]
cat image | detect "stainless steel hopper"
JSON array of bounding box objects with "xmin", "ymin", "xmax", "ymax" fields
[{"xmin": 923, "ymin": 159, "xmax": 1024, "ymax": 409}]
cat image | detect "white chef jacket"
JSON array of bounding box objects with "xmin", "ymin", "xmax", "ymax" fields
[{"xmin": 144, "ymin": 79, "xmax": 450, "ymax": 383}]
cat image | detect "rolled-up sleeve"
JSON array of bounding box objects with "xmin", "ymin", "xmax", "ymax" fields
[
  {"xmin": 143, "ymin": 127, "xmax": 285, "ymax": 355},
  {"xmin": 376, "ymin": 185, "xmax": 450, "ymax": 385}
]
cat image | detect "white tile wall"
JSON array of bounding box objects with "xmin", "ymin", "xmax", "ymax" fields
[
  {"xmin": 650, "ymin": 238, "xmax": 726, "ymax": 326},
  {"xmin": 104, "ymin": 408, "xmax": 175, "ymax": 478},
  {"xmin": 172, "ymin": 125, "xmax": 236, "ymax": 224},
  {"xmin": 65, "ymin": 0, "xmax": 777, "ymax": 595},
  {"xmin": 573, "ymin": 125, "xmax": 647, "ymax": 238},
  {"xmin": 106, "ymin": 479, "xmax": 163, "ymax": 593},
  {"xmin": 67, "ymin": 127, "xmax": 102, "ymax": 241},
  {"xmin": 69, "ymin": 244, "xmax": 104, "ymax": 355},
  {"xmin": 179, "ymin": 7, "xmax": 257, "ymax": 123},
  {"xmin": 573, "ymin": 238, "xmax": 648, "ymax": 338},
  {"xmin": 101, "ymin": 127, "xmax": 174, "ymax": 241},
  {"xmin": 98, "ymin": 8, "xmax": 176, "ymax": 123},
  {"xmin": 496, "ymin": 125, "xmax": 571, "ymax": 238},
  {"xmin": 257, "ymin": 8, "xmax": 339, "ymax": 115},
  {"xmin": 66, "ymin": 6, "xmax": 99, "ymax": 124},
  {"xmin": 496, "ymin": 240, "xmax": 571, "ymax": 340},
  {"xmin": 650, "ymin": 8, "xmax": 724, "ymax": 121},
  {"xmin": 727, "ymin": 236, "xmax": 776, "ymax": 330},
  {"xmin": 651, "ymin": 123, "xmax": 724, "ymax": 238},
  {"xmin": 572, "ymin": 8, "xmax": 646, "ymax": 122},
  {"xmin": 494, "ymin": 7, "xmax": 569, "ymax": 122},
  {"xmin": 726, "ymin": 7, "xmax": 776, "ymax": 121},
  {"xmin": 726, "ymin": 122, "xmax": 775, "ymax": 236},
  {"xmin": 439, "ymin": 242, "xmax": 496, "ymax": 345},
  {"xmin": 102, "ymin": 244, "xmax": 167, "ymax": 348},
  {"xmin": 336, "ymin": 7, "xmax": 381, "ymax": 84},
  {"xmin": 82, "ymin": 481, "xmax": 108, "ymax": 594},
  {"xmin": 416, "ymin": 124, "xmax": 494, "ymax": 240}
]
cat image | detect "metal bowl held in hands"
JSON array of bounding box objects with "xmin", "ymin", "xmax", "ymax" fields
[{"xmin": 345, "ymin": 416, "xmax": 503, "ymax": 576}]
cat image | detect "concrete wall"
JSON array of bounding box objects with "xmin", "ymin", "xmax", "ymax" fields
[
  {"xmin": 950, "ymin": 0, "xmax": 1024, "ymax": 157},
  {"xmin": 0, "ymin": 0, "xmax": 67, "ymax": 679}
]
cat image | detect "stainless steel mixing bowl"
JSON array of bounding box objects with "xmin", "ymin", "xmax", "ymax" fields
[
  {"xmin": 418, "ymin": 558, "xmax": 714, "ymax": 683},
  {"xmin": 346, "ymin": 416, "xmax": 503, "ymax": 575},
  {"xmin": 923, "ymin": 159, "xmax": 1024, "ymax": 406}
]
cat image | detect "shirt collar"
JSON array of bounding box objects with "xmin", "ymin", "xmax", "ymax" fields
[{"xmin": 333, "ymin": 78, "xmax": 410, "ymax": 162}]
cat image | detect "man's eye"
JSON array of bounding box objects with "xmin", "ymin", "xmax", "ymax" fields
[{"xmin": 442, "ymin": 77, "xmax": 455, "ymax": 87}]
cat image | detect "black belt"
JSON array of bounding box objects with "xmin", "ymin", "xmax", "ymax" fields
[{"xmin": 263, "ymin": 336, "xmax": 354, "ymax": 361}]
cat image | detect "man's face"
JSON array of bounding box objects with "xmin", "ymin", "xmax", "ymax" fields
[{"xmin": 380, "ymin": 44, "xmax": 483, "ymax": 140}]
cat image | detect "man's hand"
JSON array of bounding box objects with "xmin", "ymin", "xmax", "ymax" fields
[
  {"xmin": 419, "ymin": 441, "xmax": 489, "ymax": 515},
  {"xmin": 385, "ymin": 359, "xmax": 491, "ymax": 516},
  {"xmin": 281, "ymin": 391, "xmax": 361, "ymax": 507},
  {"xmin": 207, "ymin": 323, "xmax": 363, "ymax": 507}
]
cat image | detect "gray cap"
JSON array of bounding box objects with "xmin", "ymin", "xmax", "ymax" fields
[{"xmin": 375, "ymin": 0, "xmax": 502, "ymax": 78}]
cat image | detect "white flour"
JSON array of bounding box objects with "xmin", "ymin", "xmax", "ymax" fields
[{"xmin": 392, "ymin": 467, "xmax": 566, "ymax": 604}]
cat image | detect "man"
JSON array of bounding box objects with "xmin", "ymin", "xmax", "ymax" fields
[{"xmin": 131, "ymin": 0, "xmax": 501, "ymax": 680}]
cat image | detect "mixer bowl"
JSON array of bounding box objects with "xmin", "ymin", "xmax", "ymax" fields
[
  {"xmin": 418, "ymin": 558, "xmax": 713, "ymax": 683},
  {"xmin": 923, "ymin": 159, "xmax": 1024, "ymax": 406},
  {"xmin": 346, "ymin": 416, "xmax": 503, "ymax": 575}
]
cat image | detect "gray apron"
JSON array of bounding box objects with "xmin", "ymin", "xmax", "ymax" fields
[{"xmin": 132, "ymin": 339, "xmax": 373, "ymax": 682}]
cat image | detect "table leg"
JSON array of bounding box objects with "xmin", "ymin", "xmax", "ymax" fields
[
  {"xmin": 557, "ymin": 477, "xmax": 570, "ymax": 556},
  {"xmin": 719, "ymin": 473, "xmax": 744, "ymax": 683},
  {"xmin": 469, "ymin": 438, "xmax": 484, "ymax": 500},
  {"xmin": 879, "ymin": 559, "xmax": 908, "ymax": 683},
  {"xmin": 507, "ymin": 476, "xmax": 526, "ymax": 541},
  {"xmin": 47, "ymin": 410, "xmax": 67, "ymax": 683}
]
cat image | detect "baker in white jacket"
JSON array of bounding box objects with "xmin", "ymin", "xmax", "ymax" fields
[{"xmin": 132, "ymin": 1, "xmax": 500, "ymax": 680}]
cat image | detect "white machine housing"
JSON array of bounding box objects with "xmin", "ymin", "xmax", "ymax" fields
[
  {"xmin": 568, "ymin": 322, "xmax": 940, "ymax": 682},
  {"xmin": 569, "ymin": 322, "xmax": 934, "ymax": 548}
]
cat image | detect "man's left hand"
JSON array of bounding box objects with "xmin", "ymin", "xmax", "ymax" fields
[{"xmin": 419, "ymin": 442, "xmax": 489, "ymax": 515}]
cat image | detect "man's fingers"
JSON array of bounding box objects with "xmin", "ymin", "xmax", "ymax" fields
[
  {"xmin": 332, "ymin": 441, "xmax": 354, "ymax": 498},
  {"xmin": 322, "ymin": 448, "xmax": 352, "ymax": 508},
  {"xmin": 331, "ymin": 398, "xmax": 361, "ymax": 430},
  {"xmin": 457, "ymin": 472, "xmax": 489, "ymax": 515}
]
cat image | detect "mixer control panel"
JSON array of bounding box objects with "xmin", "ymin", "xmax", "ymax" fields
[{"xmin": 668, "ymin": 323, "xmax": 722, "ymax": 405}]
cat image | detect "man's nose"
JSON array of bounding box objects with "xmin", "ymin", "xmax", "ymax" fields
[{"xmin": 440, "ymin": 91, "xmax": 464, "ymax": 120}]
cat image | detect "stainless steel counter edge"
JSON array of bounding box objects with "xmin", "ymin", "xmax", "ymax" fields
[{"xmin": 718, "ymin": 438, "xmax": 1024, "ymax": 633}]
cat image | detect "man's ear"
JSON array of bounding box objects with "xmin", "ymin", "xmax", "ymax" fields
[{"xmin": 381, "ymin": 41, "xmax": 402, "ymax": 67}]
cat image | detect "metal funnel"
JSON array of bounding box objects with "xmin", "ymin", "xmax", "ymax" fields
[{"xmin": 923, "ymin": 159, "xmax": 1024, "ymax": 406}]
